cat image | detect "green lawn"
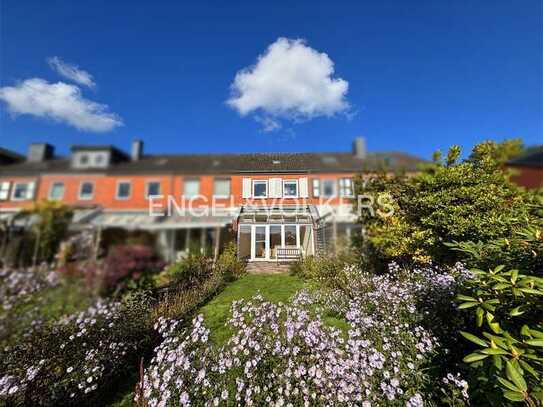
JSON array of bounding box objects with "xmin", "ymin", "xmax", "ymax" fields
[{"xmin": 199, "ymin": 273, "xmax": 307, "ymax": 344}]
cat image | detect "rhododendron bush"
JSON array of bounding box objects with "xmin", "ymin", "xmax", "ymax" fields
[{"xmin": 136, "ymin": 263, "xmax": 472, "ymax": 406}]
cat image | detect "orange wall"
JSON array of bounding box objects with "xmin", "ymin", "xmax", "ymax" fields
[{"xmin": 1, "ymin": 172, "xmax": 356, "ymax": 210}]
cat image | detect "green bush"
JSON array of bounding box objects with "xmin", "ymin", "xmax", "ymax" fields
[
  {"xmin": 457, "ymin": 265, "xmax": 543, "ymax": 405},
  {"xmin": 154, "ymin": 253, "xmax": 214, "ymax": 288},
  {"xmin": 215, "ymin": 242, "xmax": 246, "ymax": 281},
  {"xmin": 356, "ymin": 140, "xmax": 543, "ymax": 270}
]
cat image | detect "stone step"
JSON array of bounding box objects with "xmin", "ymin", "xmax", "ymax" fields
[{"xmin": 246, "ymin": 262, "xmax": 292, "ymax": 274}]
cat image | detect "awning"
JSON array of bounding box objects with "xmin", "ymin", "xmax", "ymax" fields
[
  {"xmin": 88, "ymin": 211, "xmax": 235, "ymax": 230},
  {"xmin": 238, "ymin": 205, "xmax": 315, "ymax": 224},
  {"xmin": 90, "ymin": 212, "xmax": 159, "ymax": 230},
  {"xmin": 152, "ymin": 215, "xmax": 234, "ymax": 229}
]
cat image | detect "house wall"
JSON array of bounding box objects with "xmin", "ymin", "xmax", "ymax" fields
[
  {"xmin": 1, "ymin": 172, "xmax": 357, "ymax": 210},
  {"xmin": 508, "ymin": 166, "xmax": 543, "ymax": 189}
]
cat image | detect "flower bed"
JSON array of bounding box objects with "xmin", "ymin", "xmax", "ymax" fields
[{"xmin": 137, "ymin": 263, "xmax": 473, "ymax": 406}]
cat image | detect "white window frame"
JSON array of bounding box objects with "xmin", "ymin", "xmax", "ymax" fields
[
  {"xmin": 48, "ymin": 181, "xmax": 65, "ymax": 200},
  {"xmin": 339, "ymin": 177, "xmax": 354, "ymax": 197},
  {"xmin": 0, "ymin": 182, "xmax": 11, "ymax": 201},
  {"xmin": 322, "ymin": 179, "xmax": 337, "ymax": 198},
  {"xmin": 312, "ymin": 178, "xmax": 320, "ymax": 197},
  {"xmin": 282, "ymin": 179, "xmax": 298, "ymax": 198},
  {"xmin": 115, "ymin": 180, "xmax": 132, "ymax": 200},
  {"xmin": 213, "ymin": 177, "xmax": 231, "ymax": 198},
  {"xmin": 79, "ymin": 181, "xmax": 95, "ymax": 200},
  {"xmin": 252, "ymin": 180, "xmax": 268, "ymax": 199},
  {"xmin": 145, "ymin": 180, "xmax": 162, "ymax": 199},
  {"xmin": 11, "ymin": 182, "xmax": 31, "ymax": 201},
  {"xmin": 183, "ymin": 178, "xmax": 200, "ymax": 199}
]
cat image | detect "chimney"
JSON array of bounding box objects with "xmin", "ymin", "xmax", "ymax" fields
[
  {"xmin": 131, "ymin": 139, "xmax": 143, "ymax": 161},
  {"xmin": 352, "ymin": 137, "xmax": 366, "ymax": 159},
  {"xmin": 27, "ymin": 143, "xmax": 54, "ymax": 162}
]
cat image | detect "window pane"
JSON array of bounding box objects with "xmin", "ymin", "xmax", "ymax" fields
[
  {"xmin": 50, "ymin": 183, "xmax": 64, "ymax": 200},
  {"xmin": 270, "ymin": 225, "xmax": 282, "ymax": 259},
  {"xmin": 312, "ymin": 179, "xmax": 320, "ymax": 197},
  {"xmin": 253, "ymin": 181, "xmax": 267, "ymax": 197},
  {"xmin": 214, "ymin": 179, "xmax": 230, "ymax": 197},
  {"xmin": 254, "ymin": 226, "xmax": 266, "ymax": 258},
  {"xmin": 238, "ymin": 225, "xmax": 251, "ymax": 260},
  {"xmin": 283, "ymin": 181, "xmax": 298, "ymax": 197},
  {"xmin": 322, "ymin": 180, "xmax": 336, "ymax": 197},
  {"xmin": 117, "ymin": 182, "xmax": 131, "ymax": 198},
  {"xmin": 285, "ymin": 225, "xmax": 297, "ymax": 246},
  {"xmin": 14, "ymin": 184, "xmax": 28, "ymax": 199},
  {"xmin": 0, "ymin": 182, "xmax": 10, "ymax": 200},
  {"xmin": 80, "ymin": 182, "xmax": 94, "ymax": 199},
  {"xmin": 147, "ymin": 182, "xmax": 161, "ymax": 197},
  {"xmin": 184, "ymin": 179, "xmax": 200, "ymax": 198}
]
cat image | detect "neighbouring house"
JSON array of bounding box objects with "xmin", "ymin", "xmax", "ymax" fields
[
  {"xmin": 507, "ymin": 148, "xmax": 543, "ymax": 190},
  {"xmin": 0, "ymin": 138, "xmax": 424, "ymax": 263}
]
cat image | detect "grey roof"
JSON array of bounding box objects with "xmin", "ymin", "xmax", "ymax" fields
[
  {"xmin": 0, "ymin": 150, "xmax": 425, "ymax": 176},
  {"xmin": 0, "ymin": 147, "xmax": 24, "ymax": 164},
  {"xmin": 508, "ymin": 148, "xmax": 543, "ymax": 168}
]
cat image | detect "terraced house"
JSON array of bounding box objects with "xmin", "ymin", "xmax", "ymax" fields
[{"xmin": 0, "ymin": 138, "xmax": 423, "ymax": 263}]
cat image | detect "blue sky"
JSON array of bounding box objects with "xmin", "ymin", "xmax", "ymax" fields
[{"xmin": 1, "ymin": 0, "xmax": 542, "ymax": 159}]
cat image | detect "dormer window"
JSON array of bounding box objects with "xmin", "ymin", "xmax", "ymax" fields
[{"xmin": 79, "ymin": 154, "xmax": 89, "ymax": 165}]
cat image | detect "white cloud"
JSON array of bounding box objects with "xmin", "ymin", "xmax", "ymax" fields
[
  {"xmin": 227, "ymin": 38, "xmax": 350, "ymax": 130},
  {"xmin": 0, "ymin": 78, "xmax": 123, "ymax": 132},
  {"xmin": 48, "ymin": 56, "xmax": 96, "ymax": 88},
  {"xmin": 255, "ymin": 115, "xmax": 281, "ymax": 132}
]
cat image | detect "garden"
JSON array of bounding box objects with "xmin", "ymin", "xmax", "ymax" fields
[{"xmin": 1, "ymin": 140, "xmax": 542, "ymax": 406}]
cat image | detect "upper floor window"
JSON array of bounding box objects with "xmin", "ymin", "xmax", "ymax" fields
[
  {"xmin": 79, "ymin": 154, "xmax": 90, "ymax": 165},
  {"xmin": 322, "ymin": 179, "xmax": 337, "ymax": 198},
  {"xmin": 183, "ymin": 178, "xmax": 200, "ymax": 198},
  {"xmin": 116, "ymin": 181, "xmax": 132, "ymax": 200},
  {"xmin": 146, "ymin": 181, "xmax": 161, "ymax": 198},
  {"xmin": 0, "ymin": 182, "xmax": 11, "ymax": 201},
  {"xmin": 49, "ymin": 182, "xmax": 65, "ymax": 200},
  {"xmin": 213, "ymin": 178, "xmax": 231, "ymax": 198},
  {"xmin": 283, "ymin": 180, "xmax": 298, "ymax": 198},
  {"xmin": 79, "ymin": 182, "xmax": 94, "ymax": 200},
  {"xmin": 94, "ymin": 154, "xmax": 105, "ymax": 165},
  {"xmin": 312, "ymin": 179, "xmax": 320, "ymax": 197},
  {"xmin": 339, "ymin": 178, "xmax": 353, "ymax": 197},
  {"xmin": 12, "ymin": 182, "xmax": 35, "ymax": 201},
  {"xmin": 253, "ymin": 180, "xmax": 267, "ymax": 198}
]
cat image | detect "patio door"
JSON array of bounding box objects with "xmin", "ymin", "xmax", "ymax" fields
[{"xmin": 252, "ymin": 225, "xmax": 268, "ymax": 260}]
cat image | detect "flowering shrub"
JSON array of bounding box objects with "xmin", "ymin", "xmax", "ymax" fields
[
  {"xmin": 137, "ymin": 262, "xmax": 473, "ymax": 406},
  {"xmin": 0, "ymin": 292, "xmax": 153, "ymax": 406},
  {"xmin": 0, "ymin": 267, "xmax": 59, "ymax": 311},
  {"xmin": 85, "ymin": 245, "xmax": 164, "ymax": 294}
]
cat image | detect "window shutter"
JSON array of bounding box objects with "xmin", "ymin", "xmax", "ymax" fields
[
  {"xmin": 242, "ymin": 178, "xmax": 252, "ymax": 199},
  {"xmin": 312, "ymin": 179, "xmax": 320, "ymax": 197},
  {"xmin": 27, "ymin": 182, "xmax": 36, "ymax": 199},
  {"xmin": 0, "ymin": 182, "xmax": 10, "ymax": 200},
  {"xmin": 299, "ymin": 177, "xmax": 309, "ymax": 198},
  {"xmin": 269, "ymin": 178, "xmax": 282, "ymax": 198}
]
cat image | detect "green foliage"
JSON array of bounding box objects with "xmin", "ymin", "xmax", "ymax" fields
[
  {"xmin": 457, "ymin": 265, "xmax": 543, "ymax": 405},
  {"xmin": 468, "ymin": 138, "xmax": 524, "ymax": 165},
  {"xmin": 154, "ymin": 253, "xmax": 214, "ymax": 288},
  {"xmin": 356, "ymin": 140, "xmax": 543, "ymax": 269},
  {"xmin": 20, "ymin": 200, "xmax": 73, "ymax": 264},
  {"xmin": 215, "ymin": 242, "xmax": 246, "ymax": 281}
]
